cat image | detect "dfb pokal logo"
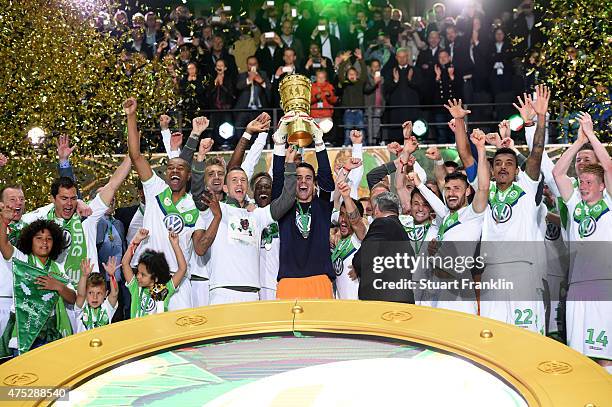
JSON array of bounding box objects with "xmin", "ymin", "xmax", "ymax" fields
[
  {"xmin": 492, "ymin": 203, "xmax": 512, "ymax": 223},
  {"xmin": 164, "ymin": 214, "xmax": 184, "ymax": 233}
]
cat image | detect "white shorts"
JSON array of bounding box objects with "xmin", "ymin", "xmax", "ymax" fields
[
  {"xmin": 168, "ymin": 275, "xmax": 193, "ymax": 311},
  {"xmin": 566, "ymin": 300, "xmax": 612, "ymax": 360},
  {"xmin": 0, "ymin": 297, "xmax": 13, "ymax": 336},
  {"xmin": 259, "ymin": 288, "xmax": 277, "ymax": 301},
  {"xmin": 191, "ymin": 279, "xmax": 210, "ymax": 307},
  {"xmin": 209, "ymin": 287, "xmax": 259, "ymax": 305}
]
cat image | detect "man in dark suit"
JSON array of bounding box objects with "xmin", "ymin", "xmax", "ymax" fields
[
  {"xmin": 255, "ymin": 33, "xmax": 285, "ymax": 79},
  {"xmin": 234, "ymin": 56, "xmax": 271, "ymax": 132},
  {"xmin": 125, "ymin": 29, "xmax": 154, "ymax": 60},
  {"xmin": 311, "ymin": 17, "xmax": 342, "ymax": 62},
  {"xmin": 382, "ymin": 48, "xmax": 424, "ymax": 143},
  {"xmin": 352, "ymin": 192, "xmax": 415, "ymax": 303},
  {"xmin": 201, "ymin": 34, "xmax": 238, "ymax": 80},
  {"xmin": 270, "ymin": 47, "xmax": 307, "ymax": 107}
]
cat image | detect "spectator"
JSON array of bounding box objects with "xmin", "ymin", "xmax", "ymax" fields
[
  {"xmin": 232, "ymin": 24, "xmax": 259, "ymax": 73},
  {"xmin": 311, "ymin": 17, "xmax": 342, "ymax": 62},
  {"xmin": 431, "ymin": 50, "xmax": 460, "ymax": 143},
  {"xmin": 111, "ymin": 10, "xmax": 129, "ymax": 38},
  {"xmin": 380, "ymin": 5, "xmax": 402, "ymax": 45},
  {"xmin": 364, "ymin": 32, "xmax": 395, "ymax": 68},
  {"xmin": 310, "ymin": 69, "xmax": 338, "ymax": 125},
  {"xmin": 234, "ymin": 56, "xmax": 271, "ymax": 132},
  {"xmin": 279, "ymin": 20, "xmax": 304, "ymax": 65},
  {"xmin": 350, "ymin": 9, "xmax": 369, "ymax": 50},
  {"xmin": 125, "ymin": 29, "xmax": 154, "ymax": 60},
  {"xmin": 512, "ymin": 0, "xmax": 544, "ymax": 55},
  {"xmin": 295, "ymin": 2, "xmax": 317, "ymax": 47},
  {"xmin": 255, "ymin": 3, "xmax": 280, "ymax": 33},
  {"xmin": 327, "ymin": 11, "xmax": 355, "ymax": 51},
  {"xmin": 443, "ymin": 25, "xmax": 459, "ymax": 61},
  {"xmin": 383, "ymin": 48, "xmax": 423, "ymax": 143},
  {"xmin": 415, "ymin": 30, "xmax": 443, "ymax": 103},
  {"xmin": 364, "ymin": 58, "xmax": 385, "ymax": 144},
  {"xmin": 144, "ymin": 12, "xmax": 163, "ymax": 49},
  {"xmin": 179, "ymin": 62, "xmax": 207, "ymax": 122},
  {"xmin": 255, "ymin": 32, "xmax": 285, "ymax": 79},
  {"xmin": 202, "ymin": 35, "xmax": 238, "ymax": 80},
  {"xmin": 489, "ymin": 27, "xmax": 516, "ymax": 122},
  {"xmin": 206, "ymin": 59, "xmax": 236, "ymax": 148},
  {"xmin": 338, "ymin": 49, "xmax": 367, "ymax": 146},
  {"xmin": 304, "ymin": 43, "xmax": 335, "ymax": 84},
  {"xmin": 199, "ymin": 25, "xmax": 214, "ymax": 52},
  {"xmin": 171, "ymin": 5, "xmax": 193, "ymax": 37}
]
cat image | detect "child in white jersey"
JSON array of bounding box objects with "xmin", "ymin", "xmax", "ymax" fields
[
  {"xmin": 121, "ymin": 229, "xmax": 187, "ymax": 318},
  {"xmin": 75, "ymin": 258, "xmax": 119, "ymax": 332}
]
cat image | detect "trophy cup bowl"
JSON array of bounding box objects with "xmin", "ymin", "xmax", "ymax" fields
[{"xmin": 279, "ymin": 74, "xmax": 313, "ymax": 147}]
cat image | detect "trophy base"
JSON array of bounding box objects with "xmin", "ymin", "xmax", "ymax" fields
[{"xmin": 288, "ymin": 119, "xmax": 313, "ymax": 148}]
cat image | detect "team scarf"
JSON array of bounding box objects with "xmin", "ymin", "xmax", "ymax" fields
[
  {"xmin": 261, "ymin": 222, "xmax": 279, "ymax": 251},
  {"xmin": 488, "ymin": 183, "xmax": 525, "ymax": 223},
  {"xmin": 296, "ymin": 202, "xmax": 312, "ymax": 239},
  {"xmin": 47, "ymin": 207, "xmax": 86, "ymax": 284},
  {"xmin": 437, "ymin": 211, "xmax": 460, "ymax": 241},
  {"xmin": 156, "ymin": 187, "xmax": 199, "ymax": 227},
  {"xmin": 11, "ymin": 256, "xmax": 72, "ymax": 354},
  {"xmin": 572, "ymin": 199, "xmax": 609, "ymax": 239},
  {"xmin": 80, "ymin": 302, "xmax": 110, "ymax": 330},
  {"xmin": 407, "ymin": 223, "xmax": 431, "ymax": 254},
  {"xmin": 331, "ymin": 235, "xmax": 357, "ymax": 276},
  {"xmin": 7, "ymin": 220, "xmax": 25, "ymax": 246}
]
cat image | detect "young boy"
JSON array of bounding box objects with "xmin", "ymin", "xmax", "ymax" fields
[{"xmin": 75, "ymin": 258, "xmax": 119, "ymax": 332}]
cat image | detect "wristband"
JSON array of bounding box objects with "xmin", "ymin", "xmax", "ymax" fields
[
  {"xmin": 434, "ymin": 159, "xmax": 444, "ymax": 165},
  {"xmin": 524, "ymin": 120, "xmax": 535, "ymax": 127},
  {"xmin": 242, "ymin": 131, "xmax": 253, "ymax": 140}
]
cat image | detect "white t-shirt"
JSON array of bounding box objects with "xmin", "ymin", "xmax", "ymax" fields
[
  {"xmin": 479, "ymin": 172, "xmax": 541, "ymax": 264},
  {"xmin": 131, "ymin": 174, "xmax": 198, "ymax": 273},
  {"xmin": 74, "ymin": 298, "xmax": 117, "ymax": 333},
  {"xmin": 332, "ymin": 234, "xmax": 361, "ymax": 300},
  {"xmin": 564, "ymin": 191, "xmax": 612, "ymax": 284},
  {"xmin": 21, "ymin": 195, "xmax": 108, "ymax": 282},
  {"xmin": 196, "ymin": 202, "xmax": 274, "ymax": 289}
]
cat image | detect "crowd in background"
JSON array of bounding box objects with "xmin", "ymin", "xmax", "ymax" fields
[{"xmin": 100, "ymin": 0, "xmax": 549, "ymax": 149}]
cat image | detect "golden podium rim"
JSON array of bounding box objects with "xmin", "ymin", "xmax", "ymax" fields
[{"xmin": 1, "ymin": 300, "xmax": 610, "ymax": 406}]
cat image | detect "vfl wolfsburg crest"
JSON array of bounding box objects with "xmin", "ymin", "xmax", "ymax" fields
[
  {"xmin": 578, "ymin": 216, "xmax": 597, "ymax": 238},
  {"xmin": 62, "ymin": 229, "xmax": 72, "ymax": 249},
  {"xmin": 141, "ymin": 295, "xmax": 156, "ymax": 313},
  {"xmin": 545, "ymin": 222, "xmax": 561, "ymax": 241},
  {"xmin": 164, "ymin": 213, "xmax": 185, "ymax": 233},
  {"xmin": 407, "ymin": 225, "xmax": 426, "ymax": 241},
  {"xmin": 333, "ymin": 257, "xmax": 344, "ymax": 276},
  {"xmin": 492, "ymin": 203, "xmax": 512, "ymax": 223}
]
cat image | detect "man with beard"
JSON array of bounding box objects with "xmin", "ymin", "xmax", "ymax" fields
[
  {"xmin": 446, "ymin": 86, "xmax": 549, "ymax": 331},
  {"xmin": 0, "ymin": 185, "xmax": 25, "ymax": 335},
  {"xmin": 194, "ymin": 147, "xmax": 297, "ymax": 305},
  {"xmin": 333, "ymin": 180, "xmax": 366, "ymax": 300},
  {"xmin": 125, "ymin": 98, "xmax": 207, "ymax": 311},
  {"xmin": 271, "ymin": 117, "xmax": 335, "ymax": 299},
  {"xmin": 553, "ymin": 113, "xmax": 612, "ymax": 370},
  {"xmin": 415, "ymin": 130, "xmax": 489, "ymax": 315}
]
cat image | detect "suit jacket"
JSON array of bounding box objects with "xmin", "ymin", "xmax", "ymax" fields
[
  {"xmin": 312, "ymin": 34, "xmax": 342, "ymax": 61},
  {"xmin": 352, "ymin": 215, "xmax": 415, "ymax": 303},
  {"xmin": 201, "ymin": 49, "xmax": 239, "ymax": 80},
  {"xmin": 235, "ymin": 71, "xmax": 271, "ymax": 109},
  {"xmin": 254, "ymin": 45, "xmax": 285, "ymax": 79}
]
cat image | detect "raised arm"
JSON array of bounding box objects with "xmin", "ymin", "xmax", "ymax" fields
[
  {"xmin": 395, "ymin": 157, "xmax": 412, "ymax": 214},
  {"xmin": 160, "ymin": 115, "xmax": 180, "ymax": 159},
  {"xmin": 444, "ymin": 99, "xmax": 474, "ymax": 168},
  {"xmin": 579, "ymin": 112, "xmax": 612, "ymax": 195},
  {"xmin": 469, "ymin": 130, "xmax": 491, "ymax": 213},
  {"xmin": 338, "ymin": 180, "xmax": 367, "ymax": 241},
  {"xmin": 169, "ymin": 232, "xmax": 187, "ymax": 288},
  {"xmin": 270, "ymin": 148, "xmax": 298, "ymax": 221},
  {"xmin": 0, "ymin": 203, "xmax": 15, "ymax": 260},
  {"xmin": 193, "ymin": 194, "xmax": 222, "ymax": 256},
  {"xmin": 411, "ymin": 171, "xmax": 449, "ymax": 219},
  {"xmin": 425, "ymin": 146, "xmax": 447, "ymax": 194},
  {"xmin": 98, "ymin": 154, "xmax": 131, "ymax": 207},
  {"xmin": 122, "ymin": 228, "xmax": 149, "ymax": 283},
  {"xmin": 124, "ymin": 98, "xmax": 153, "ymax": 182},
  {"xmin": 76, "ymin": 259, "xmax": 93, "ymax": 308},
  {"xmin": 191, "ymin": 138, "xmax": 214, "ymax": 211},
  {"xmin": 552, "ymin": 130, "xmax": 588, "ymax": 201},
  {"xmin": 179, "ymin": 117, "xmax": 210, "ymax": 165},
  {"xmin": 242, "ymin": 132, "xmax": 268, "ymax": 180},
  {"xmin": 313, "ymin": 124, "xmax": 334, "ymax": 198},
  {"xmin": 348, "ymin": 131, "xmax": 364, "ymax": 199},
  {"xmin": 271, "ymin": 120, "xmax": 289, "ymax": 200},
  {"xmin": 102, "ymin": 256, "xmax": 119, "ymax": 307},
  {"xmin": 525, "ymin": 85, "xmax": 550, "ymax": 181},
  {"xmin": 227, "ymin": 113, "xmax": 271, "ymax": 170}
]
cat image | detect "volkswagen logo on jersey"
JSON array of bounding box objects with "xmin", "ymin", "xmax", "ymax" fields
[
  {"xmin": 333, "ymin": 257, "xmax": 344, "ymax": 276},
  {"xmin": 545, "ymin": 222, "xmax": 561, "ymax": 241},
  {"xmin": 141, "ymin": 295, "xmax": 156, "ymax": 313},
  {"xmin": 492, "ymin": 203, "xmax": 512, "ymax": 223},
  {"xmin": 578, "ymin": 216, "xmax": 597, "ymax": 238},
  {"xmin": 164, "ymin": 214, "xmax": 184, "ymax": 233},
  {"xmin": 62, "ymin": 229, "xmax": 72, "ymax": 249},
  {"xmin": 407, "ymin": 225, "xmax": 425, "ymax": 241}
]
